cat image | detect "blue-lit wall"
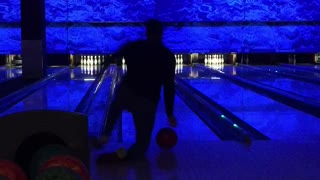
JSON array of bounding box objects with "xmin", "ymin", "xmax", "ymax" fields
[{"xmin": 1, "ymin": 0, "xmax": 320, "ymax": 54}]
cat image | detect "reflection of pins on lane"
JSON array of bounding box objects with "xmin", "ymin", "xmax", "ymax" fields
[
  {"xmin": 83, "ymin": 64, "xmax": 86, "ymax": 74},
  {"xmin": 90, "ymin": 66, "xmax": 93, "ymax": 75},
  {"xmin": 122, "ymin": 64, "xmax": 127, "ymax": 73},
  {"xmin": 94, "ymin": 65, "xmax": 97, "ymax": 75},
  {"xmin": 175, "ymin": 64, "xmax": 182, "ymax": 74}
]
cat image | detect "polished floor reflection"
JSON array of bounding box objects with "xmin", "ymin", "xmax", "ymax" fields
[{"xmin": 1, "ymin": 64, "xmax": 320, "ymax": 180}]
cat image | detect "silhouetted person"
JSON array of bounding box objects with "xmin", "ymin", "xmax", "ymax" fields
[{"xmin": 95, "ymin": 19, "xmax": 177, "ymax": 162}]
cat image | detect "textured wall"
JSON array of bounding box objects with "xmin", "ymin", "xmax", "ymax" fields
[{"xmin": 1, "ymin": 0, "xmax": 320, "ymax": 53}]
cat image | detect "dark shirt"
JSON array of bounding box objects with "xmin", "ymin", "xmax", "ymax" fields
[{"xmin": 114, "ymin": 39, "xmax": 176, "ymax": 116}]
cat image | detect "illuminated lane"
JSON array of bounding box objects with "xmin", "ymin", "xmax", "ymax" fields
[
  {"xmin": 220, "ymin": 65, "xmax": 320, "ymax": 103},
  {"xmin": 0, "ymin": 66, "xmax": 22, "ymax": 83},
  {"xmin": 0, "ymin": 66, "xmax": 64, "ymax": 84},
  {"xmin": 176, "ymin": 65, "xmax": 320, "ymax": 142},
  {"xmin": 0, "ymin": 65, "xmax": 103, "ymax": 117},
  {"xmin": 280, "ymin": 64, "xmax": 320, "ymax": 73},
  {"xmin": 245, "ymin": 65, "xmax": 320, "ymax": 79}
]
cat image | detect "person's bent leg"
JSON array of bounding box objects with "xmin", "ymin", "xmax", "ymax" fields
[
  {"xmin": 103, "ymin": 99, "xmax": 123, "ymax": 137},
  {"xmin": 94, "ymin": 96, "xmax": 124, "ymax": 147}
]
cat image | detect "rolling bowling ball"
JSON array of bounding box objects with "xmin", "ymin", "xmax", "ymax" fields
[
  {"xmin": 40, "ymin": 155, "xmax": 90, "ymax": 180},
  {"xmin": 29, "ymin": 144, "xmax": 70, "ymax": 179},
  {"xmin": 36, "ymin": 167, "xmax": 82, "ymax": 180},
  {"xmin": 156, "ymin": 127, "xmax": 178, "ymax": 149},
  {"xmin": 0, "ymin": 159, "xmax": 27, "ymax": 180}
]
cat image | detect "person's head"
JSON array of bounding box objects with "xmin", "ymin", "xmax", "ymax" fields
[{"xmin": 144, "ymin": 19, "xmax": 164, "ymax": 42}]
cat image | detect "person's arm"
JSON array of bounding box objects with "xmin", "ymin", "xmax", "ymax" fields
[{"xmin": 163, "ymin": 52, "xmax": 176, "ymax": 123}]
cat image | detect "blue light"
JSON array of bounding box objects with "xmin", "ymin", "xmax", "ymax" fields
[
  {"xmin": 2, "ymin": 0, "xmax": 320, "ymax": 22},
  {"xmin": 1, "ymin": 0, "xmax": 320, "ymax": 53}
]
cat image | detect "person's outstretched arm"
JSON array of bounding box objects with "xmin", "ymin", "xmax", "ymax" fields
[{"xmin": 163, "ymin": 52, "xmax": 177, "ymax": 126}]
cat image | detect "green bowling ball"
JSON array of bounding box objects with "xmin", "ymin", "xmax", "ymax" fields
[
  {"xmin": 29, "ymin": 144, "xmax": 70, "ymax": 179},
  {"xmin": 36, "ymin": 167, "xmax": 82, "ymax": 180}
]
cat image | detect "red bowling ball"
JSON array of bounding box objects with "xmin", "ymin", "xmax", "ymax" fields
[
  {"xmin": 0, "ymin": 159, "xmax": 27, "ymax": 180},
  {"xmin": 156, "ymin": 127, "xmax": 178, "ymax": 149}
]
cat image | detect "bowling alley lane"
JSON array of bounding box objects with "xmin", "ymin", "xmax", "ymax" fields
[
  {"xmin": 0, "ymin": 66, "xmax": 65, "ymax": 84},
  {"xmin": 117, "ymin": 94, "xmax": 220, "ymax": 145},
  {"xmin": 99, "ymin": 81, "xmax": 220, "ymax": 148},
  {"xmin": 281, "ymin": 63, "xmax": 320, "ymax": 72},
  {"xmin": 217, "ymin": 65, "xmax": 320, "ymax": 103},
  {"xmin": 176, "ymin": 66, "xmax": 320, "ymax": 142},
  {"xmin": 0, "ymin": 66, "xmax": 101, "ymax": 117},
  {"xmin": 0, "ymin": 66, "xmax": 22, "ymax": 83},
  {"xmin": 242, "ymin": 64, "xmax": 320, "ymax": 80}
]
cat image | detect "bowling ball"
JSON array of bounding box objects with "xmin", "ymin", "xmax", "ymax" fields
[
  {"xmin": 0, "ymin": 159, "xmax": 27, "ymax": 180},
  {"xmin": 40, "ymin": 155, "xmax": 90, "ymax": 180},
  {"xmin": 156, "ymin": 127, "xmax": 178, "ymax": 149},
  {"xmin": 29, "ymin": 144, "xmax": 70, "ymax": 179},
  {"xmin": 36, "ymin": 167, "xmax": 82, "ymax": 180}
]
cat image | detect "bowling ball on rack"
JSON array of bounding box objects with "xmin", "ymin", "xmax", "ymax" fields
[
  {"xmin": 39, "ymin": 155, "xmax": 90, "ymax": 180},
  {"xmin": 156, "ymin": 127, "xmax": 178, "ymax": 149},
  {"xmin": 29, "ymin": 144, "xmax": 70, "ymax": 180},
  {"xmin": 36, "ymin": 167, "xmax": 82, "ymax": 180},
  {"xmin": 0, "ymin": 159, "xmax": 27, "ymax": 180}
]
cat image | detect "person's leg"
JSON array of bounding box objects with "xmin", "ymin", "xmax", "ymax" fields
[
  {"xmin": 126, "ymin": 100, "xmax": 158, "ymax": 159},
  {"xmin": 93, "ymin": 99, "xmax": 123, "ymax": 147},
  {"xmin": 103, "ymin": 101, "xmax": 123, "ymax": 134}
]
